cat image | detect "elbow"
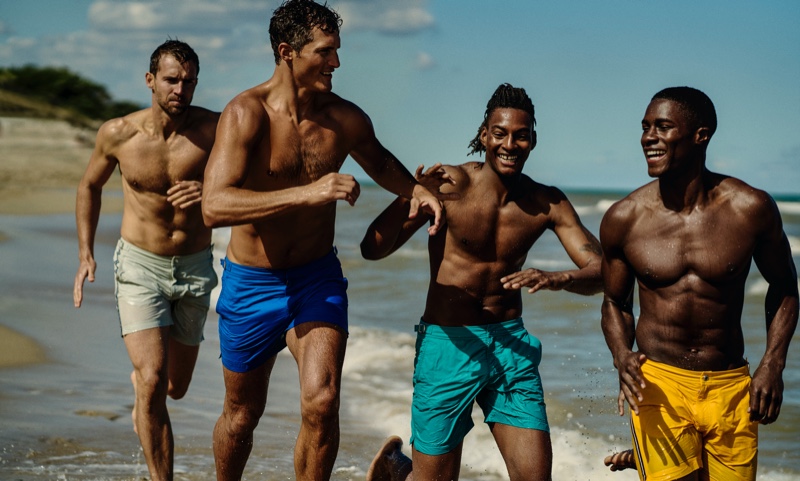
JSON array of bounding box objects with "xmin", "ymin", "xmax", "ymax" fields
[
  {"xmin": 360, "ymin": 241, "xmax": 382, "ymax": 261},
  {"xmin": 201, "ymin": 194, "xmax": 225, "ymax": 229}
]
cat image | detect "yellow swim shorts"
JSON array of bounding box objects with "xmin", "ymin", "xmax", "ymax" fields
[{"xmin": 629, "ymin": 360, "xmax": 757, "ymax": 481}]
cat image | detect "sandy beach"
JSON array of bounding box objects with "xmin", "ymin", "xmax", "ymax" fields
[{"xmin": 0, "ymin": 117, "xmax": 108, "ymax": 368}]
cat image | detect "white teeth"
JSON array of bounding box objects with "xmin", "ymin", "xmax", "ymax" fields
[
  {"xmin": 498, "ymin": 154, "xmax": 517, "ymax": 161},
  {"xmin": 645, "ymin": 150, "xmax": 665, "ymax": 157}
]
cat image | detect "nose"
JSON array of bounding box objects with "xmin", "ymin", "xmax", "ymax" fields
[
  {"xmin": 330, "ymin": 51, "xmax": 340, "ymax": 69},
  {"xmin": 503, "ymin": 135, "xmax": 515, "ymax": 151},
  {"xmin": 641, "ymin": 126, "xmax": 656, "ymax": 146},
  {"xmin": 173, "ymin": 81, "xmax": 184, "ymax": 95}
]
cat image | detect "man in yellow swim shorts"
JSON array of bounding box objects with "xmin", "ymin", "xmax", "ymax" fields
[{"xmin": 600, "ymin": 86, "xmax": 798, "ymax": 480}]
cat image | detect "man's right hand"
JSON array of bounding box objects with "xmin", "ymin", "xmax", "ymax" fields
[
  {"xmin": 73, "ymin": 258, "xmax": 97, "ymax": 308},
  {"xmin": 615, "ymin": 351, "xmax": 648, "ymax": 415},
  {"xmin": 307, "ymin": 173, "xmax": 361, "ymax": 207}
]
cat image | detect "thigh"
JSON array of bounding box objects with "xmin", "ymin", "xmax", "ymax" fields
[
  {"xmin": 124, "ymin": 326, "xmax": 170, "ymax": 375},
  {"xmin": 703, "ymin": 376, "xmax": 757, "ymax": 481},
  {"xmin": 491, "ymin": 423, "xmax": 551, "ymax": 481},
  {"xmin": 412, "ymin": 442, "xmax": 462, "ymax": 481},
  {"xmin": 286, "ymin": 322, "xmax": 347, "ymax": 399},
  {"xmin": 221, "ymin": 357, "xmax": 275, "ymax": 417}
]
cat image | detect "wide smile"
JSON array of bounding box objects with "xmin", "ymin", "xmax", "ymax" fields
[
  {"xmin": 497, "ymin": 153, "xmax": 518, "ymax": 166},
  {"xmin": 644, "ymin": 149, "xmax": 666, "ymax": 163}
]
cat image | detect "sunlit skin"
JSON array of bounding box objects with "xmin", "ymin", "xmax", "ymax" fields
[
  {"xmin": 202, "ymin": 23, "xmax": 446, "ymax": 481},
  {"xmin": 600, "ymin": 96, "xmax": 798, "ymax": 481},
  {"xmin": 361, "ymin": 106, "xmax": 603, "ymax": 481},
  {"xmin": 73, "ymin": 50, "xmax": 219, "ymax": 481}
]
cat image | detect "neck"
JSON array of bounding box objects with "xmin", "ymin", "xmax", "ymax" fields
[
  {"xmin": 270, "ymin": 64, "xmax": 319, "ymax": 119},
  {"xmin": 657, "ymin": 163, "xmax": 709, "ymax": 212}
]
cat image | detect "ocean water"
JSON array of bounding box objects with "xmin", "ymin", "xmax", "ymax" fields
[{"xmin": 0, "ymin": 185, "xmax": 798, "ymax": 480}]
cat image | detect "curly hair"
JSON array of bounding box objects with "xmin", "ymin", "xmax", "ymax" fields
[
  {"xmin": 652, "ymin": 86, "xmax": 717, "ymax": 138},
  {"xmin": 468, "ymin": 83, "xmax": 536, "ymax": 155},
  {"xmin": 149, "ymin": 39, "xmax": 199, "ymax": 75},
  {"xmin": 269, "ymin": 0, "xmax": 342, "ymax": 65}
]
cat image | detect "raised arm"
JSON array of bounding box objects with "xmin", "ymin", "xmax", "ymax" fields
[
  {"xmin": 73, "ymin": 120, "xmax": 123, "ymax": 307},
  {"xmin": 360, "ymin": 164, "xmax": 456, "ymax": 260},
  {"xmin": 599, "ymin": 200, "xmax": 644, "ymax": 415},
  {"xmin": 501, "ymin": 188, "xmax": 603, "ymax": 295},
  {"xmin": 749, "ymin": 193, "xmax": 799, "ymax": 424},
  {"xmin": 347, "ymin": 112, "xmax": 446, "ymax": 235},
  {"xmin": 202, "ymin": 96, "xmax": 360, "ymax": 227}
]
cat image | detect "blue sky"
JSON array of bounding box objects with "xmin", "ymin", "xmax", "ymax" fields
[{"xmin": 1, "ymin": 0, "xmax": 798, "ymax": 196}]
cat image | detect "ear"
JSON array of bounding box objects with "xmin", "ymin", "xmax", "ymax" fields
[
  {"xmin": 479, "ymin": 126, "xmax": 488, "ymax": 147},
  {"xmin": 531, "ymin": 130, "xmax": 538, "ymax": 149},
  {"xmin": 145, "ymin": 71, "xmax": 155, "ymax": 91},
  {"xmin": 277, "ymin": 42, "xmax": 294, "ymax": 64},
  {"xmin": 695, "ymin": 126, "xmax": 710, "ymax": 145}
]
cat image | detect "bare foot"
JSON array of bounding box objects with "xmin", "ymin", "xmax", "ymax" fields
[
  {"xmin": 130, "ymin": 370, "xmax": 138, "ymax": 435},
  {"xmin": 604, "ymin": 449, "xmax": 636, "ymax": 472},
  {"xmin": 366, "ymin": 435, "xmax": 413, "ymax": 481}
]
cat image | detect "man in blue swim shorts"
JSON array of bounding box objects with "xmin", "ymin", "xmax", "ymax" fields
[
  {"xmin": 200, "ymin": 2, "xmax": 445, "ymax": 479},
  {"xmin": 361, "ymin": 83, "xmax": 604, "ymax": 481}
]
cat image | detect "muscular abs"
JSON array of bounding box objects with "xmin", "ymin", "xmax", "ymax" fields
[
  {"xmin": 118, "ymin": 126, "xmax": 212, "ymax": 257},
  {"xmin": 626, "ymin": 206, "xmax": 754, "ymax": 371}
]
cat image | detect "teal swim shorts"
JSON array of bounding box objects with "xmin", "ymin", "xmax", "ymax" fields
[{"xmin": 410, "ymin": 318, "xmax": 549, "ymax": 456}]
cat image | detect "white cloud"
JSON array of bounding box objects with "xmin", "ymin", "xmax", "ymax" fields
[{"xmin": 334, "ymin": 0, "xmax": 435, "ymax": 34}]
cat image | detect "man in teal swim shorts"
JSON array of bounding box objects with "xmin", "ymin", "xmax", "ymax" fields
[{"xmin": 361, "ymin": 83, "xmax": 604, "ymax": 481}]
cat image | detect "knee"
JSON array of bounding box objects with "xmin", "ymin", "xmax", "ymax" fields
[
  {"xmin": 224, "ymin": 400, "xmax": 265, "ymax": 435},
  {"xmin": 134, "ymin": 368, "xmax": 168, "ymax": 399},
  {"xmin": 167, "ymin": 377, "xmax": 192, "ymax": 400},
  {"xmin": 300, "ymin": 385, "xmax": 340, "ymax": 427}
]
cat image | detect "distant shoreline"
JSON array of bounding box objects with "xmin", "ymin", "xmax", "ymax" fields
[{"xmin": 0, "ymin": 324, "xmax": 47, "ymax": 368}]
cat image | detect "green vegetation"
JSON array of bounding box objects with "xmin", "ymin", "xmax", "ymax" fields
[{"xmin": 0, "ymin": 65, "xmax": 141, "ymax": 128}]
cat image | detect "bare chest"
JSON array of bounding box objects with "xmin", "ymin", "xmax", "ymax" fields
[
  {"xmin": 625, "ymin": 213, "xmax": 755, "ymax": 286},
  {"xmin": 445, "ymin": 197, "xmax": 548, "ymax": 260},
  {"xmin": 117, "ymin": 136, "xmax": 209, "ymax": 194},
  {"xmin": 261, "ymin": 119, "xmax": 348, "ymax": 183}
]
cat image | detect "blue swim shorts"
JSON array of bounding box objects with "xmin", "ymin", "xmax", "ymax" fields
[
  {"xmin": 216, "ymin": 249, "xmax": 348, "ymax": 373},
  {"xmin": 410, "ymin": 318, "xmax": 549, "ymax": 456}
]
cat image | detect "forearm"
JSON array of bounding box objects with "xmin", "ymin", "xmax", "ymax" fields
[
  {"xmin": 365, "ymin": 157, "xmax": 418, "ymax": 199},
  {"xmin": 202, "ymin": 184, "xmax": 310, "ymax": 228},
  {"xmin": 75, "ymin": 184, "xmax": 102, "ymax": 260},
  {"xmin": 561, "ymin": 262, "xmax": 602, "ymax": 295},
  {"xmin": 761, "ymin": 285, "xmax": 799, "ymax": 370},
  {"xmin": 601, "ymin": 297, "xmax": 636, "ymax": 368},
  {"xmin": 361, "ymin": 197, "xmax": 420, "ymax": 260}
]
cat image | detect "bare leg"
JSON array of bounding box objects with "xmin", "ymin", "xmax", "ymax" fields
[
  {"xmin": 411, "ymin": 442, "xmax": 462, "ymax": 481},
  {"xmin": 165, "ymin": 336, "xmax": 199, "ymax": 400},
  {"xmin": 124, "ymin": 327, "xmax": 172, "ymax": 481},
  {"xmin": 491, "ymin": 423, "xmax": 552, "ymax": 481},
  {"xmin": 603, "ymin": 449, "xmax": 636, "ymax": 472},
  {"xmin": 367, "ymin": 436, "xmax": 413, "ymax": 481},
  {"xmin": 213, "ymin": 357, "xmax": 274, "ymax": 481},
  {"xmin": 285, "ymin": 322, "xmax": 347, "ymax": 481}
]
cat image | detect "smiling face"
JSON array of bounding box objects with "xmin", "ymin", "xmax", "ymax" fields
[
  {"xmin": 146, "ymin": 54, "xmax": 197, "ymax": 116},
  {"xmin": 641, "ymin": 98, "xmax": 706, "ymax": 178},
  {"xmin": 480, "ymin": 107, "xmax": 536, "ymax": 177},
  {"xmin": 292, "ymin": 27, "xmax": 340, "ymax": 93}
]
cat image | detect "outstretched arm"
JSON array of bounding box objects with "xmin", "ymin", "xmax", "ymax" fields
[
  {"xmin": 599, "ymin": 202, "xmax": 645, "ymax": 415},
  {"xmin": 501, "ymin": 189, "xmax": 603, "ymax": 295},
  {"xmin": 360, "ymin": 164, "xmax": 456, "ymax": 260},
  {"xmin": 750, "ymin": 195, "xmax": 799, "ymax": 424},
  {"xmin": 348, "ymin": 113, "xmax": 454, "ymax": 236},
  {"xmin": 74, "ymin": 120, "xmax": 121, "ymax": 307}
]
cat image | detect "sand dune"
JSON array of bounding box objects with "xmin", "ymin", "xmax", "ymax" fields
[{"xmin": 0, "ymin": 116, "xmax": 122, "ymax": 215}]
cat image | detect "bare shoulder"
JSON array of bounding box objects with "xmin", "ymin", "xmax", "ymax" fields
[
  {"xmin": 321, "ymin": 92, "xmax": 371, "ymax": 128},
  {"xmin": 601, "ymin": 181, "xmax": 658, "ymax": 235},
  {"xmin": 187, "ymin": 105, "xmax": 220, "ymax": 128},
  {"xmin": 218, "ymin": 86, "xmax": 271, "ymax": 137},
  {"xmin": 96, "ymin": 109, "xmax": 146, "ymax": 149},
  {"xmin": 712, "ymin": 174, "xmax": 781, "ymax": 228}
]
